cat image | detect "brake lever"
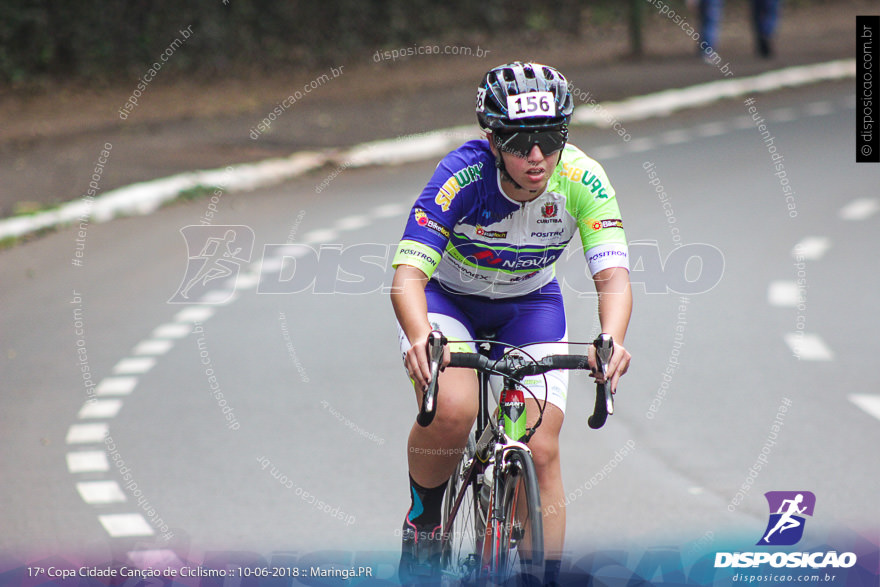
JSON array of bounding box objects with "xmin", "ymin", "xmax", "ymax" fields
[
  {"xmin": 596, "ymin": 333, "xmax": 614, "ymax": 416},
  {"xmin": 416, "ymin": 330, "xmax": 446, "ymax": 427},
  {"xmin": 588, "ymin": 333, "xmax": 614, "ymax": 429}
]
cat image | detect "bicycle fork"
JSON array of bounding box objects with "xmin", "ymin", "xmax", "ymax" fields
[{"xmin": 483, "ymin": 440, "xmax": 531, "ymax": 575}]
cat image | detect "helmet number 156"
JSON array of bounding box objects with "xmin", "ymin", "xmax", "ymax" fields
[{"xmin": 507, "ymin": 91, "xmax": 556, "ymax": 119}]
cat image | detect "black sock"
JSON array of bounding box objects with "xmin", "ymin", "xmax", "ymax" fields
[
  {"xmin": 543, "ymin": 559, "xmax": 562, "ymax": 585},
  {"xmin": 407, "ymin": 475, "xmax": 446, "ymax": 527}
]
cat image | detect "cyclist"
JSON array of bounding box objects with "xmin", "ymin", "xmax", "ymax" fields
[{"xmin": 390, "ymin": 62, "xmax": 632, "ymax": 584}]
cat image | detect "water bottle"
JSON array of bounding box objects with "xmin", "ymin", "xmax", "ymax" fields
[
  {"xmin": 500, "ymin": 387, "xmax": 526, "ymax": 441},
  {"xmin": 480, "ymin": 462, "xmax": 494, "ymax": 507}
]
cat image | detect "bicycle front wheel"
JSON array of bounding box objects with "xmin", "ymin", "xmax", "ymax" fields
[
  {"xmin": 489, "ymin": 447, "xmax": 544, "ymax": 582},
  {"xmin": 440, "ymin": 436, "xmax": 482, "ymax": 584}
]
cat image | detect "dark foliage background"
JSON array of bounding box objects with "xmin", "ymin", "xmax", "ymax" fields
[{"xmin": 0, "ymin": 0, "xmax": 608, "ymax": 84}]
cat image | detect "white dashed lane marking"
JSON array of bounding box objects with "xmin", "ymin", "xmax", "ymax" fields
[
  {"xmin": 152, "ymin": 323, "xmax": 192, "ymax": 339},
  {"xmin": 96, "ymin": 376, "xmax": 138, "ymax": 396},
  {"xmin": 804, "ymin": 101, "xmax": 834, "ymax": 116},
  {"xmin": 767, "ymin": 107, "xmax": 798, "ymax": 122},
  {"xmin": 66, "ymin": 423, "xmax": 110, "ymax": 444},
  {"xmin": 302, "ymin": 229, "xmax": 338, "ymax": 243},
  {"xmin": 113, "ymin": 357, "xmax": 157, "ymax": 375},
  {"xmin": 335, "ymin": 216, "xmax": 370, "ymax": 231},
  {"xmin": 793, "ymin": 237, "xmax": 831, "ymax": 260},
  {"xmin": 768, "ymin": 281, "xmax": 801, "ymax": 306},
  {"xmin": 76, "ymin": 481, "xmax": 127, "ymax": 504},
  {"xmin": 849, "ymin": 395, "xmax": 880, "ymax": 422},
  {"xmin": 174, "ymin": 306, "xmax": 215, "ymax": 322},
  {"xmin": 839, "ymin": 198, "xmax": 879, "ymax": 221},
  {"xmin": 133, "ymin": 339, "xmax": 175, "ymax": 355},
  {"xmin": 98, "ymin": 514, "xmax": 155, "ymax": 537},
  {"xmin": 77, "ymin": 399, "xmax": 123, "ymax": 419},
  {"xmin": 66, "ymin": 451, "xmax": 110, "ymax": 473},
  {"xmin": 784, "ymin": 333, "xmax": 834, "ymax": 361}
]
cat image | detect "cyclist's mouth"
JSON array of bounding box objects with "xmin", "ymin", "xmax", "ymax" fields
[{"xmin": 525, "ymin": 168, "xmax": 545, "ymax": 182}]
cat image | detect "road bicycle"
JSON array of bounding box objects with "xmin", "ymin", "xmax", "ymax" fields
[{"xmin": 416, "ymin": 330, "xmax": 615, "ymax": 584}]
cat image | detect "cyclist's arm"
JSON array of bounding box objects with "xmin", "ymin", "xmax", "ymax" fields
[
  {"xmin": 594, "ymin": 266, "xmax": 632, "ymax": 393},
  {"xmin": 391, "ymin": 264, "xmax": 445, "ymax": 391}
]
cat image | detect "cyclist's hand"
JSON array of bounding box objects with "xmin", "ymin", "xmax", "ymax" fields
[
  {"xmin": 404, "ymin": 334, "xmax": 451, "ymax": 391},
  {"xmin": 589, "ymin": 341, "xmax": 631, "ymax": 394}
]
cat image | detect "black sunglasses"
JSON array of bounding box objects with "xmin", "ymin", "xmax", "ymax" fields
[{"xmin": 496, "ymin": 130, "xmax": 566, "ymax": 158}]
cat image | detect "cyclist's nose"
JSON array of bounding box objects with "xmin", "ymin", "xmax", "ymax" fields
[{"xmin": 528, "ymin": 143, "xmax": 545, "ymax": 162}]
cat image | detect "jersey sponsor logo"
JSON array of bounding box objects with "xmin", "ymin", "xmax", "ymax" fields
[
  {"xmin": 531, "ymin": 230, "xmax": 564, "ymax": 239},
  {"xmin": 588, "ymin": 249, "xmax": 627, "ymax": 263},
  {"xmin": 435, "ymin": 162, "xmax": 483, "ymax": 212},
  {"xmin": 541, "ymin": 202, "xmax": 558, "ymax": 218},
  {"xmin": 472, "ymin": 250, "xmax": 503, "ymax": 266},
  {"xmin": 589, "ymin": 218, "xmax": 624, "ymax": 231},
  {"xmin": 470, "ymin": 249, "xmax": 553, "ymax": 271},
  {"xmin": 398, "ymin": 247, "xmax": 438, "ymax": 267},
  {"xmin": 414, "ymin": 208, "xmax": 451, "ymax": 238},
  {"xmin": 475, "ymin": 225, "xmax": 508, "ymax": 239},
  {"xmin": 560, "ymin": 162, "xmax": 610, "ymax": 198},
  {"xmin": 509, "ymin": 270, "xmax": 539, "ymax": 283},
  {"xmin": 537, "ymin": 218, "xmax": 562, "ymax": 224},
  {"xmin": 453, "ymin": 260, "xmax": 489, "ymax": 281}
]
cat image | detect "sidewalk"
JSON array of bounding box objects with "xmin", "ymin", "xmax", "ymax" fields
[{"xmin": 0, "ymin": 1, "xmax": 862, "ymax": 224}]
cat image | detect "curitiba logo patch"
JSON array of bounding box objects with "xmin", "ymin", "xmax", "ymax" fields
[
  {"xmin": 435, "ymin": 162, "xmax": 483, "ymax": 212},
  {"xmin": 757, "ymin": 491, "xmax": 816, "ymax": 546}
]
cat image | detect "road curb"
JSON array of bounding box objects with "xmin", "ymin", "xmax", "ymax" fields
[{"xmin": 0, "ymin": 59, "xmax": 855, "ymax": 243}]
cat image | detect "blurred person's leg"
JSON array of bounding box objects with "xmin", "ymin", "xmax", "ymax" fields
[
  {"xmin": 699, "ymin": 0, "xmax": 724, "ymax": 56},
  {"xmin": 752, "ymin": 0, "xmax": 780, "ymax": 58}
]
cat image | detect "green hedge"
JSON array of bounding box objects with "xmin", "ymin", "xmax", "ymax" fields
[{"xmin": 0, "ymin": 0, "xmax": 598, "ymax": 84}]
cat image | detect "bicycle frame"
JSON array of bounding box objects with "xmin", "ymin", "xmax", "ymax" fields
[
  {"xmin": 426, "ymin": 331, "xmax": 615, "ymax": 583},
  {"xmin": 439, "ymin": 345, "xmax": 542, "ymax": 581}
]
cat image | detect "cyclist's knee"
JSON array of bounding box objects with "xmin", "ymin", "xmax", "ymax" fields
[
  {"xmin": 435, "ymin": 393, "xmax": 477, "ymax": 435},
  {"xmin": 528, "ymin": 434, "xmax": 561, "ymax": 473},
  {"xmin": 424, "ymin": 370, "xmax": 478, "ymax": 435}
]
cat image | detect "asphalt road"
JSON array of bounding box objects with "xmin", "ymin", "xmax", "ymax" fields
[{"xmin": 1, "ymin": 79, "xmax": 877, "ymax": 582}]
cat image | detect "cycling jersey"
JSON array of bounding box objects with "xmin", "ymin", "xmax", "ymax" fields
[{"xmin": 392, "ymin": 140, "xmax": 629, "ymax": 299}]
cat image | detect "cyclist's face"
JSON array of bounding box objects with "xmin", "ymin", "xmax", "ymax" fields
[{"xmin": 495, "ymin": 141, "xmax": 561, "ymax": 199}]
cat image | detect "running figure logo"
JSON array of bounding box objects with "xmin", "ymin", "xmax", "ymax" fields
[
  {"xmin": 757, "ymin": 491, "xmax": 816, "ymax": 546},
  {"xmin": 168, "ymin": 225, "xmax": 254, "ymax": 304}
]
